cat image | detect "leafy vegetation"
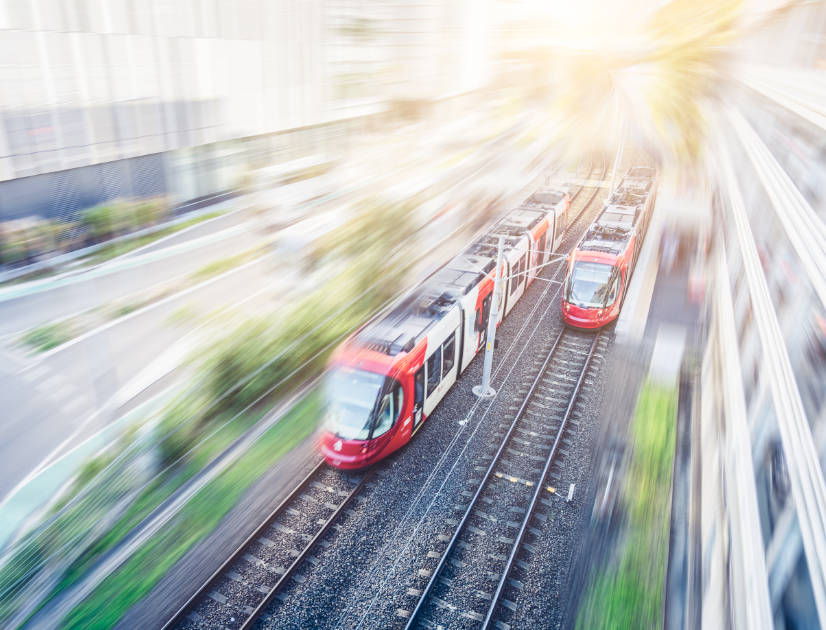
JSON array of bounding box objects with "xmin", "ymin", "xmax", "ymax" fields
[
  {"xmin": 59, "ymin": 391, "xmax": 321, "ymax": 629},
  {"xmin": 81, "ymin": 198, "xmax": 169, "ymax": 242},
  {"xmin": 0, "ymin": 431, "xmax": 139, "ymax": 623},
  {"xmin": 576, "ymin": 384, "xmax": 677, "ymax": 630},
  {"xmin": 188, "ymin": 246, "xmax": 264, "ymax": 282},
  {"xmin": 20, "ymin": 322, "xmax": 75, "ymax": 352},
  {"xmin": 6, "ymin": 198, "xmax": 416, "ymax": 627},
  {"xmin": 84, "ymin": 210, "xmax": 223, "ymax": 264}
]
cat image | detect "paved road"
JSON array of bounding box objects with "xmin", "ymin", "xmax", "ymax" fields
[
  {"xmin": 0, "ymin": 254, "xmax": 288, "ymax": 504},
  {"xmin": 0, "ymin": 105, "xmax": 558, "ymax": 528},
  {"xmin": 0, "ymin": 222, "xmax": 263, "ymax": 337},
  {"xmin": 0, "ymin": 347, "xmax": 97, "ymax": 501}
]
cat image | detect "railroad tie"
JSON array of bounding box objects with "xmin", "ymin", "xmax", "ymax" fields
[
  {"xmin": 461, "ymin": 609, "xmax": 485, "ymax": 621},
  {"xmin": 207, "ymin": 590, "xmax": 228, "ymax": 604},
  {"xmin": 243, "ymin": 553, "xmax": 266, "ymax": 567},
  {"xmin": 501, "ymin": 598, "xmax": 518, "ymax": 611},
  {"xmin": 507, "ymin": 577, "xmax": 524, "ymax": 591},
  {"xmin": 505, "ymin": 520, "xmax": 521, "ymax": 529},
  {"xmin": 432, "ymin": 596, "xmax": 456, "ymax": 611}
]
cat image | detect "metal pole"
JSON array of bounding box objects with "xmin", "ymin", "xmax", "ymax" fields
[
  {"xmin": 608, "ymin": 97, "xmax": 625, "ymax": 198},
  {"xmin": 474, "ymin": 235, "xmax": 505, "ymax": 398}
]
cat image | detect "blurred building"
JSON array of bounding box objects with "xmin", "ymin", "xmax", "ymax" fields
[
  {"xmin": 693, "ymin": 2, "xmax": 826, "ymax": 629},
  {"xmin": 0, "ymin": 0, "xmax": 490, "ymax": 222}
]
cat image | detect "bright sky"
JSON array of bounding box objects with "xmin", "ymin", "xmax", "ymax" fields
[{"xmin": 503, "ymin": 0, "xmax": 667, "ymax": 52}]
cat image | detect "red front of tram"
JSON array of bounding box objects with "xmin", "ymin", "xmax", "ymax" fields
[
  {"xmin": 320, "ymin": 340, "xmax": 425, "ymax": 469},
  {"xmin": 561, "ymin": 250, "xmax": 627, "ymax": 329}
]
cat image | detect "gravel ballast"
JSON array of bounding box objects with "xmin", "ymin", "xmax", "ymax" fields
[{"xmin": 244, "ymin": 171, "xmax": 616, "ymax": 630}]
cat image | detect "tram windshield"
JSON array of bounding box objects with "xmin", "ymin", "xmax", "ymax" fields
[
  {"xmin": 565, "ymin": 261, "xmax": 616, "ymax": 308},
  {"xmin": 324, "ymin": 367, "xmax": 401, "ymax": 440}
]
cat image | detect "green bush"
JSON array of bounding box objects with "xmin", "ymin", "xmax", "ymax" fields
[
  {"xmin": 81, "ymin": 203, "xmax": 121, "ymax": 240},
  {"xmin": 21, "ymin": 322, "xmax": 74, "ymax": 352},
  {"xmin": 0, "ymin": 237, "xmax": 29, "ymax": 264},
  {"xmin": 0, "ymin": 538, "xmax": 48, "ymax": 619},
  {"xmin": 157, "ymin": 397, "xmax": 208, "ymax": 466},
  {"xmin": 59, "ymin": 392, "xmax": 321, "ymax": 630},
  {"xmin": 81, "ymin": 198, "xmax": 170, "ymax": 241},
  {"xmin": 576, "ymin": 384, "xmax": 676, "ymax": 630},
  {"xmin": 132, "ymin": 198, "xmax": 168, "ymax": 228}
]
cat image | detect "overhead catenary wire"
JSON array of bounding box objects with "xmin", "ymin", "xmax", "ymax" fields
[
  {"xmin": 347, "ymin": 158, "xmax": 609, "ymax": 630},
  {"xmin": 0, "ymin": 151, "xmax": 575, "ymax": 612}
]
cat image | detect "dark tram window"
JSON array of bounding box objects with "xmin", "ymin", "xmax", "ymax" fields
[
  {"xmin": 443, "ymin": 333, "xmax": 455, "ymax": 374},
  {"xmin": 510, "ymin": 258, "xmax": 523, "ymax": 295},
  {"xmin": 414, "ymin": 367, "xmax": 424, "ymax": 404},
  {"xmin": 426, "ymin": 347, "xmax": 442, "ymax": 396}
]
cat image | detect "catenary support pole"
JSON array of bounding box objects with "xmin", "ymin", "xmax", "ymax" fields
[
  {"xmin": 474, "ymin": 235, "xmax": 505, "ymax": 398},
  {"xmin": 608, "ymin": 96, "xmax": 626, "ymax": 198}
]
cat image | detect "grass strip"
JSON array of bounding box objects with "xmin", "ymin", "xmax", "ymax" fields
[
  {"xmin": 576, "ymin": 383, "xmax": 677, "ymax": 630},
  {"xmin": 188, "ymin": 246, "xmax": 264, "ymax": 282},
  {"xmin": 59, "ymin": 390, "xmax": 321, "ymax": 630},
  {"xmin": 20, "ymin": 322, "xmax": 75, "ymax": 352},
  {"xmin": 48, "ymin": 408, "xmax": 252, "ymax": 598},
  {"xmin": 1, "ymin": 211, "xmax": 227, "ymax": 290},
  {"xmin": 85, "ymin": 211, "xmax": 225, "ymax": 265}
]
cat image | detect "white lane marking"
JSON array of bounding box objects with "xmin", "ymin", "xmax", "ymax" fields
[
  {"xmin": 0, "ymin": 222, "xmax": 251, "ymax": 303},
  {"xmin": 23, "ymin": 364, "xmax": 51, "ymax": 381},
  {"xmin": 64, "ymin": 400, "xmax": 85, "ymax": 415},
  {"xmin": 34, "ymin": 256, "xmax": 268, "ymax": 361},
  {"xmin": 0, "ymin": 281, "xmax": 275, "ymax": 507}
]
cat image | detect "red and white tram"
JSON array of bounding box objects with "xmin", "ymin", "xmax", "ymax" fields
[
  {"xmin": 320, "ymin": 188, "xmax": 571, "ymax": 468},
  {"xmin": 561, "ymin": 167, "xmax": 657, "ymax": 329}
]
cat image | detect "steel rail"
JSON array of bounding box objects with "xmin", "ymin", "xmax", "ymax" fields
[
  {"xmin": 160, "ymin": 461, "xmax": 326, "ymax": 630},
  {"xmin": 481, "ymin": 332, "xmax": 601, "ymax": 629},
  {"xmin": 403, "ymin": 326, "xmax": 568, "ymax": 629},
  {"xmin": 160, "ymin": 461, "xmax": 371, "ymax": 630},
  {"xmin": 239, "ymin": 470, "xmax": 373, "ymax": 629},
  {"xmin": 166, "ymin": 157, "xmax": 608, "ymax": 630}
]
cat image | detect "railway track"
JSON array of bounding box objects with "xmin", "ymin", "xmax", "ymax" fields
[
  {"xmin": 401, "ymin": 327, "xmax": 607, "ymax": 630},
  {"xmin": 163, "ymin": 158, "xmax": 608, "ymax": 630},
  {"xmin": 162, "ymin": 464, "xmax": 370, "ymax": 630},
  {"xmin": 568, "ymin": 157, "xmax": 607, "ymax": 229}
]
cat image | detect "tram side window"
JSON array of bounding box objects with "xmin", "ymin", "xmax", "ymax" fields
[
  {"xmin": 443, "ymin": 333, "xmax": 455, "ymax": 374},
  {"xmin": 373, "ymin": 392, "xmax": 395, "ymax": 436},
  {"xmin": 538, "ymin": 229, "xmax": 548, "ymax": 257},
  {"xmin": 426, "ymin": 347, "xmax": 442, "ymax": 396},
  {"xmin": 510, "ymin": 258, "xmax": 523, "ymax": 295},
  {"xmin": 415, "ymin": 368, "xmax": 424, "ymax": 404},
  {"xmin": 606, "ymin": 272, "xmax": 620, "ymax": 304},
  {"xmin": 393, "ymin": 381, "xmax": 403, "ymax": 416}
]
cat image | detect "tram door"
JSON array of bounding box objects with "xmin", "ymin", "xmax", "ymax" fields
[
  {"xmin": 413, "ymin": 366, "xmax": 425, "ymax": 430},
  {"xmin": 536, "ymin": 229, "xmax": 548, "ymax": 273},
  {"xmin": 477, "ymin": 293, "xmax": 492, "ymax": 351}
]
